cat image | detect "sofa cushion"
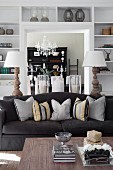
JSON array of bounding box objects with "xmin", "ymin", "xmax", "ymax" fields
[
  {"xmin": 61, "ymin": 119, "xmax": 113, "ymax": 136},
  {"xmin": 33, "ymin": 100, "xmax": 51, "ymax": 121},
  {"xmin": 14, "ymin": 96, "xmax": 34, "ymax": 121},
  {"xmin": 87, "ymin": 96, "xmax": 106, "ymax": 121},
  {"xmin": 3, "ymin": 120, "xmax": 62, "ymax": 135},
  {"xmin": 51, "ymin": 98, "xmax": 71, "ymax": 121},
  {"xmin": 4, "ymin": 92, "xmax": 87, "ymax": 117},
  {"xmin": 0, "ymin": 99, "xmax": 18, "ymax": 123},
  {"xmin": 33, "ymin": 93, "xmax": 86, "ymax": 116},
  {"xmin": 73, "ymin": 98, "xmax": 89, "ymax": 121}
]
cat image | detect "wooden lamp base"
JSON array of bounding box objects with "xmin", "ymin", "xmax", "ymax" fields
[
  {"xmin": 91, "ymin": 67, "xmax": 101, "ymax": 97},
  {"xmin": 12, "ymin": 67, "xmax": 23, "ymax": 96}
]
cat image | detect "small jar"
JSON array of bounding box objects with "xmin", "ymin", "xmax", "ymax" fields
[
  {"xmin": 30, "ymin": 7, "xmax": 38, "ymax": 22},
  {"xmin": 41, "ymin": 12, "xmax": 49, "ymax": 22},
  {"xmin": 0, "ymin": 27, "xmax": 5, "ymax": 35},
  {"xmin": 6, "ymin": 29, "xmax": 14, "ymax": 35}
]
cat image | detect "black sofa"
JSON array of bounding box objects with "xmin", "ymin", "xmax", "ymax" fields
[{"xmin": 0, "ymin": 92, "xmax": 113, "ymax": 151}]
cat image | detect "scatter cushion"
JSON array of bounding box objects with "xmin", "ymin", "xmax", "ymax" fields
[
  {"xmin": 50, "ymin": 98, "xmax": 71, "ymax": 121},
  {"xmin": 73, "ymin": 97, "xmax": 89, "ymax": 121},
  {"xmin": 14, "ymin": 96, "xmax": 34, "ymax": 121},
  {"xmin": 33, "ymin": 100, "xmax": 51, "ymax": 121},
  {"xmin": 86, "ymin": 96, "xmax": 106, "ymax": 121}
]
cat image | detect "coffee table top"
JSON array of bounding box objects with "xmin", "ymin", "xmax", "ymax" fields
[{"xmin": 18, "ymin": 137, "xmax": 113, "ymax": 170}]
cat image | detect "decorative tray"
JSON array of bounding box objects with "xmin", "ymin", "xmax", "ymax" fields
[{"xmin": 77, "ymin": 145, "xmax": 113, "ymax": 166}]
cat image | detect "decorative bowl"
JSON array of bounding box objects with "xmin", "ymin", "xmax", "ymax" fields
[
  {"xmin": 55, "ymin": 132, "xmax": 72, "ymax": 146},
  {"xmin": 52, "ymin": 52, "xmax": 59, "ymax": 56}
]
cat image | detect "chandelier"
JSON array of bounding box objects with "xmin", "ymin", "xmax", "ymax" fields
[{"xmin": 35, "ymin": 35, "xmax": 57, "ymax": 57}]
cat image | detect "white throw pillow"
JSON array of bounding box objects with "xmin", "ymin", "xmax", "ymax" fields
[
  {"xmin": 87, "ymin": 96, "xmax": 106, "ymax": 121},
  {"xmin": 14, "ymin": 96, "xmax": 34, "ymax": 121},
  {"xmin": 51, "ymin": 98, "xmax": 71, "ymax": 121}
]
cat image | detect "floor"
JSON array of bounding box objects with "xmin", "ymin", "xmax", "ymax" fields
[{"xmin": 0, "ymin": 151, "xmax": 22, "ymax": 170}]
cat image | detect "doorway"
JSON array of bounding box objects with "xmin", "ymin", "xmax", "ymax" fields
[{"xmin": 20, "ymin": 24, "xmax": 93, "ymax": 95}]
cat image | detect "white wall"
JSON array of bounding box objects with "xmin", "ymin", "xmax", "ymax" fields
[{"xmin": 27, "ymin": 33, "xmax": 84, "ymax": 83}]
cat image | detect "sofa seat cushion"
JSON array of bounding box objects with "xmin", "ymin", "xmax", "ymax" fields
[
  {"xmin": 3, "ymin": 120, "xmax": 62, "ymax": 135},
  {"xmin": 61, "ymin": 119, "xmax": 113, "ymax": 136}
]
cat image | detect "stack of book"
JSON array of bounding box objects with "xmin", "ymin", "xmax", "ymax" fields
[{"xmin": 52, "ymin": 144, "xmax": 76, "ymax": 162}]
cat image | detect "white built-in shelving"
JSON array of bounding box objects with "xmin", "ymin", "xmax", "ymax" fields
[
  {"xmin": 21, "ymin": 6, "xmax": 92, "ymax": 23},
  {"xmin": 94, "ymin": 7, "xmax": 113, "ymax": 95},
  {"xmin": 0, "ymin": 6, "xmax": 20, "ymax": 69},
  {"xmin": 0, "ymin": 6, "xmax": 20, "ymax": 96},
  {"xmin": 0, "ymin": 3, "xmax": 113, "ymax": 95}
]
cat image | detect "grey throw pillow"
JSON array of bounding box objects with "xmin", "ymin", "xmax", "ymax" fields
[
  {"xmin": 87, "ymin": 96, "xmax": 106, "ymax": 121},
  {"xmin": 51, "ymin": 98, "xmax": 71, "ymax": 121},
  {"xmin": 14, "ymin": 96, "xmax": 34, "ymax": 121}
]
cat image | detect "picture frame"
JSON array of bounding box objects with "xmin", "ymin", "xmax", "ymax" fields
[{"xmin": 0, "ymin": 54, "xmax": 3, "ymax": 61}]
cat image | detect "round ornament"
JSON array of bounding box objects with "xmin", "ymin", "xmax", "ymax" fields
[
  {"xmin": 63, "ymin": 8, "xmax": 73, "ymax": 22},
  {"xmin": 75, "ymin": 9, "xmax": 85, "ymax": 22}
]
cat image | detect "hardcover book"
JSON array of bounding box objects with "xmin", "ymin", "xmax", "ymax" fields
[{"xmin": 52, "ymin": 144, "xmax": 76, "ymax": 162}]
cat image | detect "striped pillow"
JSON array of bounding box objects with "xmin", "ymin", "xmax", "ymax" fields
[
  {"xmin": 33, "ymin": 100, "xmax": 51, "ymax": 121},
  {"xmin": 73, "ymin": 97, "xmax": 89, "ymax": 121}
]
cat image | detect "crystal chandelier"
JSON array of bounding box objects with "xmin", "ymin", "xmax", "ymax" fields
[{"xmin": 35, "ymin": 35, "xmax": 57, "ymax": 57}]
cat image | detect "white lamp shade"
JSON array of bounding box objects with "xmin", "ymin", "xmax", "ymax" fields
[
  {"xmin": 82, "ymin": 51, "xmax": 107, "ymax": 67},
  {"xmin": 4, "ymin": 51, "xmax": 24, "ymax": 67}
]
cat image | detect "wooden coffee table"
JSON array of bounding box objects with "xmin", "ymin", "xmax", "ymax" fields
[{"xmin": 18, "ymin": 137, "xmax": 113, "ymax": 170}]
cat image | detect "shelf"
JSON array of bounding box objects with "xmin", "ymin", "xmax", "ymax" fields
[
  {"xmin": 0, "ymin": 61, "xmax": 5, "ymax": 63},
  {"xmin": 0, "ymin": 48, "xmax": 19, "ymax": 50},
  {"xmin": 101, "ymin": 91, "xmax": 113, "ymax": 96},
  {"xmin": 0, "ymin": 74, "xmax": 14, "ymax": 75},
  {"xmin": 97, "ymin": 73, "xmax": 113, "ymax": 76},
  {"xmin": 106, "ymin": 61, "xmax": 113, "ymax": 63},
  {"xmin": 29, "ymin": 61, "xmax": 65, "ymax": 64},
  {"xmin": 0, "ymin": 35, "xmax": 20, "ymax": 37},
  {"xmin": 21, "ymin": 21, "xmax": 92, "ymax": 25},
  {"xmin": 94, "ymin": 35, "xmax": 113, "ymax": 37},
  {"xmin": 94, "ymin": 48, "xmax": 113, "ymax": 50},
  {"xmin": 0, "ymin": 21, "xmax": 19, "ymax": 25},
  {"xmin": 95, "ymin": 22, "xmax": 113, "ymax": 24},
  {"xmin": 48, "ymin": 62, "xmax": 64, "ymax": 64}
]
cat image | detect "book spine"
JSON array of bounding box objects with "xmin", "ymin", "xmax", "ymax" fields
[
  {"xmin": 54, "ymin": 154, "xmax": 75, "ymax": 158},
  {"xmin": 53, "ymin": 159, "xmax": 76, "ymax": 163}
]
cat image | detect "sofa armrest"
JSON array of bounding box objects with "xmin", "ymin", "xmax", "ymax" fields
[{"xmin": 0, "ymin": 109, "xmax": 5, "ymax": 135}]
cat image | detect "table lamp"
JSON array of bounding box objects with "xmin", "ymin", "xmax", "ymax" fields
[
  {"xmin": 4, "ymin": 51, "xmax": 23, "ymax": 96},
  {"xmin": 82, "ymin": 51, "xmax": 106, "ymax": 97}
]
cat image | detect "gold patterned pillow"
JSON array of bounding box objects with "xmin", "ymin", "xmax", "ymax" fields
[
  {"xmin": 33, "ymin": 100, "xmax": 51, "ymax": 121},
  {"xmin": 73, "ymin": 97, "xmax": 89, "ymax": 121}
]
